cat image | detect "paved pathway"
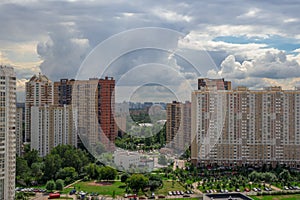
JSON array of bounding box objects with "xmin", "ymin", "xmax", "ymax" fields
[{"xmin": 192, "ymin": 182, "xmax": 203, "ymax": 194}]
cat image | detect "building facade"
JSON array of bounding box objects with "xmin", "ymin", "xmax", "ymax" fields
[
  {"xmin": 98, "ymin": 77, "xmax": 117, "ymax": 149},
  {"xmin": 31, "ymin": 105, "xmax": 76, "ymax": 157},
  {"xmin": 166, "ymin": 101, "xmax": 191, "ymax": 152},
  {"xmin": 53, "ymin": 78, "xmax": 75, "ymax": 106},
  {"xmin": 192, "ymin": 84, "xmax": 300, "ymax": 167},
  {"xmin": 198, "ymin": 78, "xmax": 232, "ymax": 90},
  {"xmin": 0, "ymin": 66, "xmax": 16, "ymax": 200},
  {"xmin": 25, "ymin": 73, "xmax": 53, "ymax": 142},
  {"xmin": 72, "ymin": 77, "xmax": 117, "ymax": 152},
  {"xmin": 15, "ymin": 107, "xmax": 23, "ymax": 156}
]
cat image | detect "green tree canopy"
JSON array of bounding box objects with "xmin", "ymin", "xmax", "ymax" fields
[
  {"xmin": 56, "ymin": 167, "xmax": 78, "ymax": 181},
  {"xmin": 127, "ymin": 174, "xmax": 149, "ymax": 192},
  {"xmin": 98, "ymin": 166, "xmax": 117, "ymax": 181},
  {"xmin": 46, "ymin": 180, "xmax": 56, "ymax": 191},
  {"xmin": 55, "ymin": 179, "xmax": 64, "ymax": 190}
]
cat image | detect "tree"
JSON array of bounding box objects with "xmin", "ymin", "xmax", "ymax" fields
[
  {"xmin": 55, "ymin": 179, "xmax": 64, "ymax": 190},
  {"xmin": 147, "ymin": 174, "xmax": 163, "ymax": 191},
  {"xmin": 15, "ymin": 192, "xmax": 29, "ymax": 200},
  {"xmin": 264, "ymin": 172, "xmax": 277, "ymax": 183},
  {"xmin": 98, "ymin": 166, "xmax": 117, "ymax": 181},
  {"xmin": 84, "ymin": 163, "xmax": 100, "ymax": 180},
  {"xmin": 16, "ymin": 157, "xmax": 31, "ymax": 184},
  {"xmin": 56, "ymin": 167, "xmax": 78, "ymax": 182},
  {"xmin": 127, "ymin": 174, "xmax": 149, "ymax": 192},
  {"xmin": 121, "ymin": 173, "xmax": 130, "ymax": 183},
  {"xmin": 46, "ymin": 180, "xmax": 56, "ymax": 191},
  {"xmin": 31, "ymin": 162, "xmax": 44, "ymax": 182},
  {"xmin": 279, "ymin": 169, "xmax": 291, "ymax": 184},
  {"xmin": 44, "ymin": 154, "xmax": 62, "ymax": 180},
  {"xmin": 249, "ymin": 171, "xmax": 260, "ymax": 182},
  {"xmin": 23, "ymin": 149, "xmax": 40, "ymax": 167},
  {"xmin": 50, "ymin": 145, "xmax": 90, "ymax": 172}
]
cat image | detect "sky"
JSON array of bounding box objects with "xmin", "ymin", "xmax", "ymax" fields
[{"xmin": 1, "ymin": 0, "xmax": 300, "ymax": 102}]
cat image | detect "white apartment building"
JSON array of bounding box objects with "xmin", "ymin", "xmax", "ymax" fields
[
  {"xmin": 31, "ymin": 105, "xmax": 76, "ymax": 157},
  {"xmin": 0, "ymin": 66, "xmax": 16, "ymax": 200},
  {"xmin": 192, "ymin": 85, "xmax": 300, "ymax": 167}
]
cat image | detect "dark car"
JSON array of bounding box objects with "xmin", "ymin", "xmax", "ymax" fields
[{"xmin": 69, "ymin": 189, "xmax": 76, "ymax": 195}]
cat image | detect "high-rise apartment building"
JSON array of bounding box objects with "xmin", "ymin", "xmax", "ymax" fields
[
  {"xmin": 0, "ymin": 66, "xmax": 16, "ymax": 200},
  {"xmin": 166, "ymin": 101, "xmax": 191, "ymax": 152},
  {"xmin": 72, "ymin": 77, "xmax": 117, "ymax": 151},
  {"xmin": 25, "ymin": 73, "xmax": 53, "ymax": 142},
  {"xmin": 53, "ymin": 79, "xmax": 75, "ymax": 106},
  {"xmin": 31, "ymin": 105, "xmax": 76, "ymax": 157},
  {"xmin": 98, "ymin": 77, "xmax": 117, "ymax": 149},
  {"xmin": 192, "ymin": 83, "xmax": 300, "ymax": 167},
  {"xmin": 16, "ymin": 107, "xmax": 23, "ymax": 156},
  {"xmin": 198, "ymin": 78, "xmax": 231, "ymax": 90}
]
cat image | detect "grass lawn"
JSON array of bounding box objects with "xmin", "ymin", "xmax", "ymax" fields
[
  {"xmin": 251, "ymin": 194, "xmax": 300, "ymax": 200},
  {"xmin": 62, "ymin": 181, "xmax": 126, "ymax": 196},
  {"xmin": 156, "ymin": 180, "xmax": 186, "ymax": 195}
]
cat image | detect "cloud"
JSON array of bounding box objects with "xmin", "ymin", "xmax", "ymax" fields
[
  {"xmin": 1, "ymin": 0, "xmax": 300, "ymax": 101},
  {"xmin": 207, "ymin": 51, "xmax": 300, "ymax": 89},
  {"xmin": 37, "ymin": 24, "xmax": 90, "ymax": 81}
]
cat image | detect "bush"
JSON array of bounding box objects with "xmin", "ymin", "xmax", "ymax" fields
[
  {"xmin": 121, "ymin": 173, "xmax": 130, "ymax": 183},
  {"xmin": 55, "ymin": 179, "xmax": 64, "ymax": 190},
  {"xmin": 46, "ymin": 180, "xmax": 56, "ymax": 191}
]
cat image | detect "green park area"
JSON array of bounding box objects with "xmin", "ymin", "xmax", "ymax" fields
[{"xmin": 62, "ymin": 181, "xmax": 126, "ymax": 196}]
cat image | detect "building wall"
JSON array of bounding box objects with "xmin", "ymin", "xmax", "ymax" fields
[
  {"xmin": 25, "ymin": 73, "xmax": 53, "ymax": 142},
  {"xmin": 15, "ymin": 107, "xmax": 23, "ymax": 156},
  {"xmin": 53, "ymin": 79, "xmax": 75, "ymax": 106},
  {"xmin": 72, "ymin": 79, "xmax": 99, "ymax": 150},
  {"xmin": 0, "ymin": 66, "xmax": 16, "ymax": 200},
  {"xmin": 166, "ymin": 101, "xmax": 191, "ymax": 152},
  {"xmin": 31, "ymin": 105, "xmax": 77, "ymax": 157},
  {"xmin": 114, "ymin": 150, "xmax": 140, "ymax": 170},
  {"xmin": 98, "ymin": 77, "xmax": 117, "ymax": 150},
  {"xmin": 192, "ymin": 86, "xmax": 300, "ymax": 167}
]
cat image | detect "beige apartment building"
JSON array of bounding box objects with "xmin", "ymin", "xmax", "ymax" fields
[
  {"xmin": 25, "ymin": 73, "xmax": 53, "ymax": 142},
  {"xmin": 166, "ymin": 101, "xmax": 191, "ymax": 152},
  {"xmin": 0, "ymin": 66, "xmax": 16, "ymax": 200},
  {"xmin": 71, "ymin": 77, "xmax": 117, "ymax": 152},
  {"xmin": 192, "ymin": 79, "xmax": 300, "ymax": 168}
]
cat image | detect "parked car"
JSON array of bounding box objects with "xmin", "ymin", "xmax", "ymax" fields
[
  {"xmin": 168, "ymin": 191, "xmax": 172, "ymax": 196},
  {"xmin": 48, "ymin": 193, "xmax": 60, "ymax": 199},
  {"xmin": 69, "ymin": 189, "xmax": 76, "ymax": 195}
]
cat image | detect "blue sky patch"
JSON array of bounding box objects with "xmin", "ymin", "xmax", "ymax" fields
[{"xmin": 213, "ymin": 35, "xmax": 300, "ymax": 53}]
